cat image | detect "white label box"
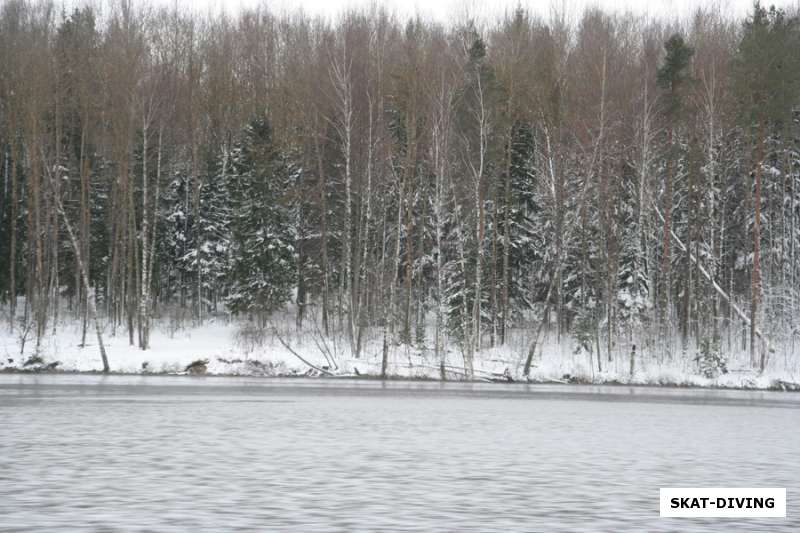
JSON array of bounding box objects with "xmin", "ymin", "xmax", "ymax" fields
[{"xmin": 660, "ymin": 488, "xmax": 786, "ymax": 517}]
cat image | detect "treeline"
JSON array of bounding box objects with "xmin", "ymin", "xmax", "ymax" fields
[{"xmin": 0, "ymin": 0, "xmax": 798, "ymax": 376}]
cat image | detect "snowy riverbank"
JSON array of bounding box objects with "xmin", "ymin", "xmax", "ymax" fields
[{"xmin": 1, "ymin": 316, "xmax": 798, "ymax": 391}]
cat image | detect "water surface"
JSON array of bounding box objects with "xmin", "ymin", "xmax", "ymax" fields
[{"xmin": 1, "ymin": 375, "xmax": 798, "ymax": 531}]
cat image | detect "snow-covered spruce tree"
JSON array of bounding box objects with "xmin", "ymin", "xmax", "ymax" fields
[
  {"xmin": 514, "ymin": 120, "xmax": 559, "ymax": 375},
  {"xmin": 695, "ymin": 336, "xmax": 727, "ymax": 378},
  {"xmin": 655, "ymin": 33, "xmax": 694, "ymax": 355},
  {"xmin": 570, "ymin": 167, "xmax": 603, "ymax": 370},
  {"xmin": 158, "ymin": 147, "xmax": 232, "ymax": 317},
  {"xmin": 0, "ymin": 141, "xmax": 24, "ymax": 310},
  {"xmin": 671, "ymin": 134, "xmax": 701, "ymax": 351},
  {"xmin": 160, "ymin": 158, "xmax": 195, "ymax": 308},
  {"xmin": 413, "ymin": 171, "xmax": 435, "ymax": 348},
  {"xmin": 226, "ymin": 118, "xmax": 296, "ymax": 323},
  {"xmin": 194, "ymin": 150, "xmax": 233, "ymax": 314},
  {"xmin": 503, "ymin": 122, "xmax": 547, "ymax": 323},
  {"xmin": 787, "ymin": 109, "xmax": 800, "ymax": 344},
  {"xmin": 443, "ymin": 204, "xmax": 472, "ymax": 349},
  {"xmin": 616, "ymin": 157, "xmax": 650, "ymax": 334}
]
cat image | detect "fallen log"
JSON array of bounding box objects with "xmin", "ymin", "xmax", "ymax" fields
[
  {"xmin": 651, "ymin": 198, "xmax": 773, "ymax": 356},
  {"xmin": 274, "ymin": 332, "xmax": 334, "ymax": 376}
]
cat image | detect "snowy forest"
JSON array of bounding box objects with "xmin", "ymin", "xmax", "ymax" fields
[{"xmin": 0, "ymin": 0, "xmax": 799, "ymax": 385}]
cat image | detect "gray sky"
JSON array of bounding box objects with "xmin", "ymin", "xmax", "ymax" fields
[{"xmin": 137, "ymin": 0, "xmax": 793, "ymax": 22}]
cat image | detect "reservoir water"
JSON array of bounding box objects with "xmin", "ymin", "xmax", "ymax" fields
[{"xmin": 1, "ymin": 375, "xmax": 798, "ymax": 531}]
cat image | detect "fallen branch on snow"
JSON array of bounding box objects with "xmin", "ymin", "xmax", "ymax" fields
[
  {"xmin": 650, "ymin": 198, "xmax": 773, "ymax": 357},
  {"xmin": 274, "ymin": 331, "xmax": 334, "ymax": 376}
]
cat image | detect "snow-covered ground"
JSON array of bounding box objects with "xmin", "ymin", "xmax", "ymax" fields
[{"xmin": 1, "ymin": 311, "xmax": 798, "ymax": 390}]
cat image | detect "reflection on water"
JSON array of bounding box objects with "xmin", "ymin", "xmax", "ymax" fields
[{"xmin": 1, "ymin": 375, "xmax": 798, "ymax": 532}]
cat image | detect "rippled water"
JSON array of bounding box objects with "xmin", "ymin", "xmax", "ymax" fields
[{"xmin": 1, "ymin": 375, "xmax": 798, "ymax": 532}]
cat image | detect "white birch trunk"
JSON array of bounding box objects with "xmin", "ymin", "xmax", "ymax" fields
[
  {"xmin": 45, "ymin": 154, "xmax": 109, "ymax": 371},
  {"xmin": 139, "ymin": 114, "xmax": 150, "ymax": 349}
]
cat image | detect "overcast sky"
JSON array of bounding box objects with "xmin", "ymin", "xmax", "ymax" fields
[{"xmin": 107, "ymin": 0, "xmax": 796, "ymax": 23}]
